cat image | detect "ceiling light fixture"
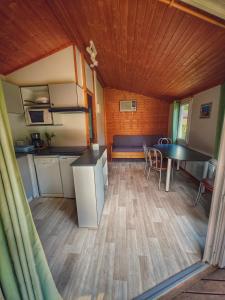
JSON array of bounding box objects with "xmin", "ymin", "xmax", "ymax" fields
[{"xmin": 86, "ymin": 40, "xmax": 98, "ymax": 68}]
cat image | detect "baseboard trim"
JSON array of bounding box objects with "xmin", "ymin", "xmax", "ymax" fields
[{"xmin": 134, "ymin": 262, "xmax": 209, "ymax": 300}]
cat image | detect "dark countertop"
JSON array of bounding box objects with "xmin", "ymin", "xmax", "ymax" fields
[
  {"xmin": 16, "ymin": 146, "xmax": 88, "ymax": 158},
  {"xmin": 71, "ymin": 146, "xmax": 107, "ymax": 166},
  {"xmin": 153, "ymin": 144, "xmax": 211, "ymax": 161}
]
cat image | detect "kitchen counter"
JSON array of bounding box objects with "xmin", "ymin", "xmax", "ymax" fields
[
  {"xmin": 72, "ymin": 146, "xmax": 108, "ymax": 228},
  {"xmin": 71, "ymin": 146, "xmax": 107, "ymax": 166},
  {"xmin": 15, "ymin": 146, "xmax": 87, "ymax": 158}
]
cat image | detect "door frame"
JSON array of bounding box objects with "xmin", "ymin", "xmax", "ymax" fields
[
  {"xmin": 87, "ymin": 91, "xmax": 98, "ymax": 144},
  {"xmin": 203, "ymin": 117, "xmax": 225, "ymax": 266}
]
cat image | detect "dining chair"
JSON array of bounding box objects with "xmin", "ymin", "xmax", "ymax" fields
[
  {"xmin": 194, "ymin": 160, "xmax": 217, "ymax": 206},
  {"xmin": 158, "ymin": 137, "xmax": 172, "ymax": 144},
  {"xmin": 147, "ymin": 147, "xmax": 168, "ymax": 190},
  {"xmin": 143, "ymin": 144, "xmax": 149, "ymax": 176}
]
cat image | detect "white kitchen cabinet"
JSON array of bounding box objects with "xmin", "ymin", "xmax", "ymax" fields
[
  {"xmin": 72, "ymin": 149, "xmax": 107, "ymax": 228},
  {"xmin": 59, "ymin": 156, "xmax": 79, "ymax": 198},
  {"xmin": 2, "ymin": 80, "xmax": 23, "ymax": 114},
  {"xmin": 34, "ymin": 156, "xmax": 63, "ymax": 197},
  {"xmin": 49, "ymin": 83, "xmax": 78, "ymax": 108},
  {"xmin": 75, "ymin": 47, "xmax": 83, "ymax": 87},
  {"xmin": 95, "ymin": 159, "xmax": 105, "ymax": 223},
  {"xmin": 17, "ymin": 155, "xmax": 33, "ymax": 201},
  {"xmin": 85, "ymin": 62, "xmax": 94, "ymax": 93}
]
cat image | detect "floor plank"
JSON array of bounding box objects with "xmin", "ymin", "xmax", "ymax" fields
[{"xmin": 30, "ymin": 162, "xmax": 208, "ymax": 299}]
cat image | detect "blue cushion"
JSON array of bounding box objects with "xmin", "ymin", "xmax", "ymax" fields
[{"xmin": 113, "ymin": 135, "xmax": 164, "ymax": 147}]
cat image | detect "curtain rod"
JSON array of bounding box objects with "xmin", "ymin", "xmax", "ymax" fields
[{"xmin": 159, "ymin": 0, "xmax": 225, "ymax": 29}]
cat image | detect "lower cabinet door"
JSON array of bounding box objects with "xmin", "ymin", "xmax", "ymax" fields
[
  {"xmin": 34, "ymin": 156, "xmax": 63, "ymax": 196},
  {"xmin": 17, "ymin": 155, "xmax": 33, "ymax": 201}
]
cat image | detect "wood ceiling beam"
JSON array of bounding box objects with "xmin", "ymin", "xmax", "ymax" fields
[{"xmin": 159, "ymin": 0, "xmax": 225, "ymax": 29}]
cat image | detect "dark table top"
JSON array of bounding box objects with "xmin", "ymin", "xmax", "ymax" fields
[
  {"xmin": 15, "ymin": 146, "xmax": 107, "ymax": 166},
  {"xmin": 16, "ymin": 146, "xmax": 87, "ymax": 158},
  {"xmin": 71, "ymin": 146, "xmax": 107, "ymax": 166},
  {"xmin": 153, "ymin": 144, "xmax": 211, "ymax": 162}
]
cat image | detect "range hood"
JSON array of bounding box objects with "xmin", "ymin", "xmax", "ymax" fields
[{"xmin": 49, "ymin": 106, "xmax": 88, "ymax": 113}]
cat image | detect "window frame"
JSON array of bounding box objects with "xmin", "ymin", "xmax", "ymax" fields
[{"xmin": 177, "ymin": 98, "xmax": 192, "ymax": 145}]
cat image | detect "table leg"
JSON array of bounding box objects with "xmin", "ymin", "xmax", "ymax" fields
[
  {"xmin": 176, "ymin": 160, "xmax": 180, "ymax": 171},
  {"xmin": 166, "ymin": 158, "xmax": 172, "ymax": 192}
]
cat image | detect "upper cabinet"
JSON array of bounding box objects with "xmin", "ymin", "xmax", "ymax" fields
[
  {"xmin": 85, "ymin": 62, "xmax": 94, "ymax": 93},
  {"xmin": 75, "ymin": 47, "xmax": 83, "ymax": 88},
  {"xmin": 20, "ymin": 85, "xmax": 50, "ymax": 106},
  {"xmin": 49, "ymin": 83, "xmax": 78, "ymax": 107},
  {"xmin": 2, "ymin": 80, "xmax": 23, "ymax": 114}
]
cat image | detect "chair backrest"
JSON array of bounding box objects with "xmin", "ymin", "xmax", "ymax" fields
[
  {"xmin": 143, "ymin": 144, "xmax": 148, "ymax": 162},
  {"xmin": 148, "ymin": 147, "xmax": 163, "ymax": 170},
  {"xmin": 158, "ymin": 137, "xmax": 172, "ymax": 144},
  {"xmin": 207, "ymin": 159, "xmax": 217, "ymax": 180}
]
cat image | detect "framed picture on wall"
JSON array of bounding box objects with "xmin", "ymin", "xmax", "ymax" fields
[{"xmin": 200, "ymin": 102, "xmax": 212, "ymax": 118}]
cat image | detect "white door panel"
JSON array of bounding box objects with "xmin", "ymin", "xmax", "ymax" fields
[
  {"xmin": 59, "ymin": 156, "xmax": 78, "ymax": 198},
  {"xmin": 34, "ymin": 156, "xmax": 63, "ymax": 196}
]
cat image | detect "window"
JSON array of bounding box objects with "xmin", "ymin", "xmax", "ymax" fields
[{"xmin": 178, "ymin": 102, "xmax": 190, "ymax": 142}]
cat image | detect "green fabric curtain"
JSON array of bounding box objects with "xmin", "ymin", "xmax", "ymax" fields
[
  {"xmin": 172, "ymin": 100, "xmax": 180, "ymax": 143},
  {"xmin": 0, "ymin": 80, "xmax": 62, "ymax": 300},
  {"xmin": 214, "ymin": 83, "xmax": 225, "ymax": 158}
]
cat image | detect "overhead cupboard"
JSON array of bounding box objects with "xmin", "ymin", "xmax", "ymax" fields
[
  {"xmin": 2, "ymin": 80, "xmax": 23, "ymax": 114},
  {"xmin": 3, "ymin": 45, "xmax": 94, "ymax": 122},
  {"xmin": 49, "ymin": 82, "xmax": 85, "ymax": 108}
]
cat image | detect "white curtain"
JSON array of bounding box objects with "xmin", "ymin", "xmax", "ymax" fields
[{"xmin": 203, "ymin": 117, "xmax": 225, "ymax": 267}]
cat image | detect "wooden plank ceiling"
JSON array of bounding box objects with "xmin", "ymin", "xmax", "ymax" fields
[{"xmin": 1, "ymin": 0, "xmax": 225, "ymax": 100}]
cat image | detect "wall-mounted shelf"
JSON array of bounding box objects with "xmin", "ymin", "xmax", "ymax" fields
[
  {"xmin": 26, "ymin": 124, "xmax": 63, "ymax": 127},
  {"xmin": 49, "ymin": 106, "xmax": 88, "ymax": 113}
]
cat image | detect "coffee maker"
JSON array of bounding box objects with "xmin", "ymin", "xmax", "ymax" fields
[{"xmin": 31, "ymin": 133, "xmax": 44, "ymax": 148}]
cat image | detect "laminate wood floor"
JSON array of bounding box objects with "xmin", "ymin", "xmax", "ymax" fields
[{"xmin": 30, "ymin": 162, "xmax": 209, "ymax": 300}]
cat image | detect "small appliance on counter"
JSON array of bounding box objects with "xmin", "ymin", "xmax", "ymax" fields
[
  {"xmin": 31, "ymin": 132, "xmax": 45, "ymax": 148},
  {"xmin": 15, "ymin": 144, "xmax": 34, "ymax": 153}
]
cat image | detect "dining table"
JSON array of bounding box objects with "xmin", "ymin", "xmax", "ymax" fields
[{"xmin": 153, "ymin": 144, "xmax": 211, "ymax": 191}]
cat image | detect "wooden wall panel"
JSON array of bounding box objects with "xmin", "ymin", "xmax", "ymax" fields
[
  {"xmin": 105, "ymin": 88, "xmax": 170, "ymax": 146},
  {"xmin": 2, "ymin": 0, "xmax": 225, "ymax": 100},
  {"xmin": 0, "ymin": 0, "xmax": 70, "ymax": 74}
]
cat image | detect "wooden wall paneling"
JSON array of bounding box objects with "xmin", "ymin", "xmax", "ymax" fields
[
  {"xmin": 105, "ymin": 88, "xmax": 170, "ymax": 156},
  {"xmin": 159, "ymin": 0, "xmax": 225, "ymax": 29},
  {"xmin": 1, "ymin": 1, "xmax": 225, "ymax": 100},
  {"xmin": 91, "ymin": 69, "xmax": 98, "ymax": 143},
  {"xmin": 0, "ymin": 0, "xmax": 71, "ymax": 74}
]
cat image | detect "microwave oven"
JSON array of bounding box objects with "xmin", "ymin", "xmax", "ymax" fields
[{"xmin": 24, "ymin": 107, "xmax": 53, "ymax": 125}]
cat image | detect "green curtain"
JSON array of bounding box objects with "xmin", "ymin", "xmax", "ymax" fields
[
  {"xmin": 214, "ymin": 83, "xmax": 225, "ymax": 158},
  {"xmin": 0, "ymin": 81, "xmax": 62, "ymax": 300},
  {"xmin": 172, "ymin": 100, "xmax": 180, "ymax": 143}
]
